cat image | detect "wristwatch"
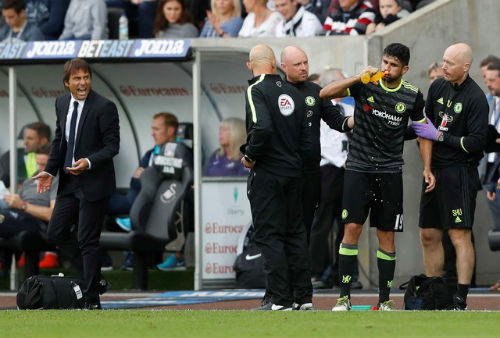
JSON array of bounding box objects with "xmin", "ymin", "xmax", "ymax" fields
[
  {"xmin": 244, "ymin": 155, "xmax": 254, "ymax": 163},
  {"xmin": 20, "ymin": 201, "xmax": 28, "ymax": 211}
]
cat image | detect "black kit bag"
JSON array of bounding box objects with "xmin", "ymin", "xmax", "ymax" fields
[
  {"xmin": 17, "ymin": 274, "xmax": 85, "ymax": 309},
  {"xmin": 401, "ymin": 274, "xmax": 451, "ymax": 310},
  {"xmin": 233, "ymin": 224, "xmax": 266, "ymax": 289},
  {"xmin": 233, "ymin": 240, "xmax": 266, "ymax": 288}
]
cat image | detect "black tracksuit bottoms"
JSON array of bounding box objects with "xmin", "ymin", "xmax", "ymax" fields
[{"xmin": 247, "ymin": 167, "xmax": 312, "ymax": 306}]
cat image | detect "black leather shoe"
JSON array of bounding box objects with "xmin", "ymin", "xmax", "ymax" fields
[{"xmin": 98, "ymin": 278, "xmax": 110, "ymax": 295}]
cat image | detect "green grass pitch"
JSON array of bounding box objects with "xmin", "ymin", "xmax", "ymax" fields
[{"xmin": 1, "ymin": 310, "xmax": 499, "ymax": 338}]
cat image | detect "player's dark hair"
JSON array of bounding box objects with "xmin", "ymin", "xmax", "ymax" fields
[
  {"xmin": 487, "ymin": 61, "xmax": 500, "ymax": 77},
  {"xmin": 383, "ymin": 43, "xmax": 410, "ymax": 66},
  {"xmin": 480, "ymin": 55, "xmax": 500, "ymax": 68}
]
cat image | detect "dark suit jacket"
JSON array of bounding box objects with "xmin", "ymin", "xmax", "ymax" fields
[{"xmin": 45, "ymin": 90, "xmax": 120, "ymax": 201}]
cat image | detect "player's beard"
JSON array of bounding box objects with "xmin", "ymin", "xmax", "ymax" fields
[{"xmin": 384, "ymin": 73, "xmax": 402, "ymax": 85}]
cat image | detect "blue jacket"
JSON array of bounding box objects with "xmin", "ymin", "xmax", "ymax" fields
[
  {"xmin": 0, "ymin": 21, "xmax": 45, "ymax": 41},
  {"xmin": 26, "ymin": 0, "xmax": 70, "ymax": 40}
]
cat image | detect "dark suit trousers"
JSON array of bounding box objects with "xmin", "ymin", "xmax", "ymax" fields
[
  {"xmin": 309, "ymin": 164, "xmax": 344, "ymax": 277},
  {"xmin": 47, "ymin": 174, "xmax": 107, "ymax": 302}
]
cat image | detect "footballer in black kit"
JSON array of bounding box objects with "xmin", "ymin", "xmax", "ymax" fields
[
  {"xmin": 241, "ymin": 45, "xmax": 312, "ymax": 310},
  {"xmin": 320, "ymin": 43, "xmax": 434, "ymax": 311}
]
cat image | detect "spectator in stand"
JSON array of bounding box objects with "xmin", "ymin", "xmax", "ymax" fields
[
  {"xmin": 322, "ymin": 0, "xmax": 376, "ymax": 36},
  {"xmin": 274, "ymin": 0, "xmax": 322, "ymax": 37},
  {"xmin": 0, "ymin": 144, "xmax": 59, "ymax": 268},
  {"xmin": 0, "ymin": 0, "xmax": 44, "ymax": 42},
  {"xmin": 153, "ymin": 0, "xmax": 198, "ymax": 38},
  {"xmin": 428, "ymin": 61, "xmax": 444, "ymax": 84},
  {"xmin": 483, "ymin": 61, "xmax": 500, "ymax": 292},
  {"xmin": 298, "ymin": 0, "xmax": 330, "ymax": 23},
  {"xmin": 204, "ymin": 117, "xmax": 248, "ymax": 177},
  {"xmin": 59, "ymin": 0, "xmax": 108, "ymax": 40},
  {"xmin": 187, "ymin": 0, "xmax": 210, "ymax": 30},
  {"xmin": 200, "ymin": 0, "xmax": 243, "ymax": 38},
  {"xmin": 124, "ymin": 0, "xmax": 158, "ymax": 38},
  {"xmin": 365, "ymin": 0, "xmax": 408, "ymax": 34},
  {"xmin": 25, "ymin": 0, "xmax": 69, "ymax": 40},
  {"xmin": 238, "ymin": 0, "xmax": 283, "ymax": 37},
  {"xmin": 480, "ymin": 56, "xmax": 500, "ymax": 101}
]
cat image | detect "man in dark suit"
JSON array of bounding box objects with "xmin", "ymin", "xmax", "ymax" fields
[{"xmin": 34, "ymin": 58, "xmax": 120, "ymax": 309}]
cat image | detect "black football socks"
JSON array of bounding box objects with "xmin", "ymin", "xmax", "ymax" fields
[{"xmin": 377, "ymin": 248, "xmax": 396, "ymax": 303}]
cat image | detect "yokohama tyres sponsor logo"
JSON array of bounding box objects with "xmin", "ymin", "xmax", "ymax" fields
[
  {"xmin": 204, "ymin": 222, "xmax": 244, "ymax": 234},
  {"xmin": 204, "ymin": 242, "xmax": 238, "ymax": 254},
  {"xmin": 205, "ymin": 263, "xmax": 234, "ymax": 274},
  {"xmin": 371, "ymin": 108, "xmax": 403, "ymax": 126}
]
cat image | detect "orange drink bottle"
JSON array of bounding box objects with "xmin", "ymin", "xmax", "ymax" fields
[
  {"xmin": 370, "ymin": 70, "xmax": 385, "ymax": 82},
  {"xmin": 361, "ymin": 72, "xmax": 371, "ymax": 84}
]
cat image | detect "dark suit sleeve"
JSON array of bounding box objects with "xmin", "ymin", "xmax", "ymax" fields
[
  {"xmin": 86, "ymin": 101, "xmax": 120, "ymax": 169},
  {"xmin": 45, "ymin": 98, "xmax": 64, "ymax": 176}
]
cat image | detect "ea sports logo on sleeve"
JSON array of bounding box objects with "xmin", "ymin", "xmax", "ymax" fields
[{"xmin": 278, "ymin": 94, "xmax": 295, "ymax": 116}]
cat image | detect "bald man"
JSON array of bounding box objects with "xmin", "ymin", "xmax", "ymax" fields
[
  {"xmin": 241, "ymin": 44, "xmax": 313, "ymax": 311},
  {"xmin": 281, "ymin": 46, "xmax": 353, "ymax": 243},
  {"xmin": 413, "ymin": 43, "xmax": 489, "ymax": 310}
]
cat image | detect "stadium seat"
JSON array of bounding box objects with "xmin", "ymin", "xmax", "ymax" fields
[
  {"xmin": 488, "ymin": 230, "xmax": 500, "ymax": 251},
  {"xmin": 100, "ymin": 142, "xmax": 193, "ymax": 289}
]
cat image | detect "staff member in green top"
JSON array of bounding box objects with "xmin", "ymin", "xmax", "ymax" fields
[{"xmin": 412, "ymin": 43, "xmax": 489, "ymax": 310}]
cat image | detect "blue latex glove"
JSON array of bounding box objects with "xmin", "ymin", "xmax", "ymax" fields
[{"xmin": 412, "ymin": 117, "xmax": 440, "ymax": 141}]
